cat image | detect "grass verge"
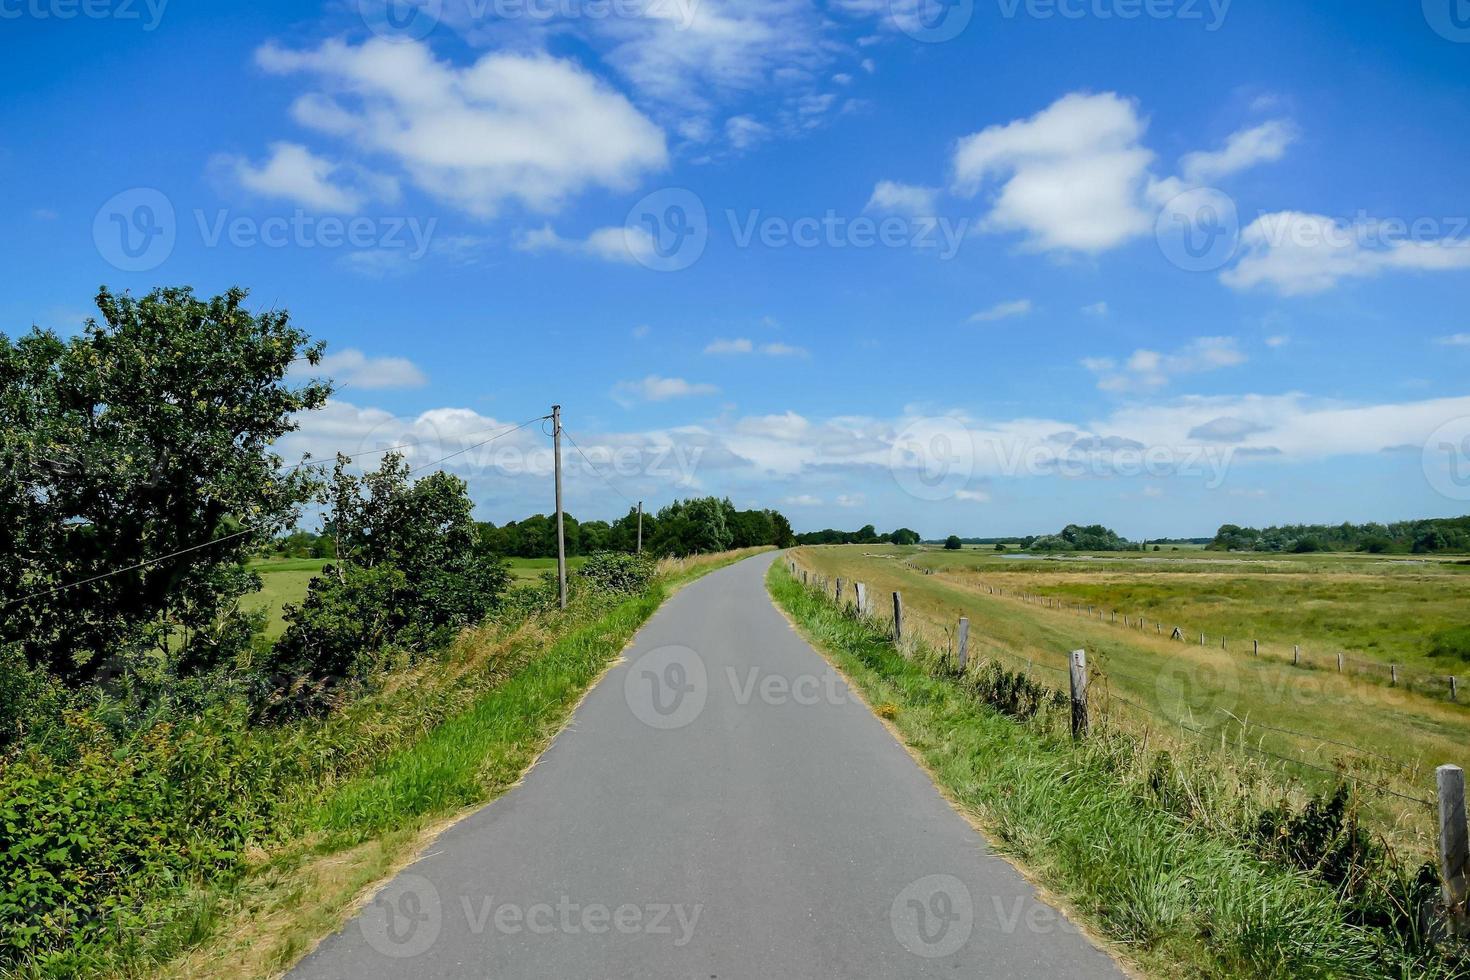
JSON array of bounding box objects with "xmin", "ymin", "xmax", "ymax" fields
[{"xmin": 767, "ymin": 560, "xmax": 1455, "ymax": 979}]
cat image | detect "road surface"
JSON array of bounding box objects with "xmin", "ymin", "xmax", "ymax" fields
[{"xmin": 290, "ymin": 551, "xmax": 1123, "ymax": 979}]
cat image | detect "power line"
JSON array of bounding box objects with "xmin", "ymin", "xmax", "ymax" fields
[
  {"xmin": 559, "ymin": 427, "xmax": 639, "ymax": 509},
  {"xmin": 3, "ymin": 414, "xmax": 548, "ymax": 612}
]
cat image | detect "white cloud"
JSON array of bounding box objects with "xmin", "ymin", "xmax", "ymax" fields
[
  {"xmin": 254, "ymin": 38, "xmax": 667, "ymax": 219},
  {"xmin": 705, "ymin": 338, "xmax": 809, "ymax": 356},
  {"xmin": 835, "ymin": 493, "xmax": 864, "ymax": 507},
  {"xmin": 951, "ymin": 92, "xmax": 1155, "ymax": 253},
  {"xmin": 1437, "ymin": 333, "xmax": 1470, "ymax": 347},
  {"xmin": 1085, "ymin": 337, "xmax": 1246, "ymax": 392},
  {"xmin": 725, "ymin": 115, "xmax": 771, "ymax": 150},
  {"xmin": 866, "ymin": 180, "xmax": 938, "ymax": 216},
  {"xmin": 1265, "ymin": 334, "xmax": 1290, "ymax": 348},
  {"xmin": 612, "ymin": 375, "xmax": 720, "ymax": 405},
  {"xmin": 706, "ymin": 337, "xmax": 755, "ymax": 354},
  {"xmin": 955, "ymin": 489, "xmax": 991, "ymax": 503},
  {"xmin": 952, "ymin": 92, "xmax": 1294, "ymax": 254},
  {"xmin": 783, "ymin": 494, "xmax": 824, "ymax": 506},
  {"xmin": 221, "ymin": 141, "xmax": 397, "ymax": 213},
  {"xmin": 1222, "ymin": 211, "xmax": 1470, "ymax": 295},
  {"xmin": 1179, "ymin": 119, "xmax": 1295, "ymax": 184},
  {"xmin": 516, "ymin": 223, "xmax": 656, "ymax": 265},
  {"xmin": 1081, "ymin": 301, "xmax": 1109, "ymax": 317},
  {"xmin": 300, "ymin": 349, "xmax": 427, "ymax": 389},
  {"xmin": 969, "ymin": 299, "xmax": 1033, "ymax": 323}
]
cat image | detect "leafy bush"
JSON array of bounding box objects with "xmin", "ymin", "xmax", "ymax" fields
[{"xmin": 576, "ymin": 551, "xmax": 656, "ymax": 595}]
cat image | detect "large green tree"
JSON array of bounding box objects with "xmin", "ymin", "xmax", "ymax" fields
[{"xmin": 0, "ymin": 287, "xmax": 331, "ymax": 684}]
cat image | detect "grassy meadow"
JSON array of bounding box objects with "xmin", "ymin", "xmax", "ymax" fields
[
  {"xmin": 242, "ymin": 556, "xmax": 593, "ymax": 639},
  {"xmin": 791, "ymin": 544, "xmax": 1470, "ymax": 858}
]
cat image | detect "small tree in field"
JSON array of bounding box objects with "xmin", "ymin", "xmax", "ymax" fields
[{"xmin": 944, "ymin": 535, "xmax": 963, "ymax": 550}]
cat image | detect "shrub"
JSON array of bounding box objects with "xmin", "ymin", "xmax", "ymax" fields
[
  {"xmin": 1428, "ymin": 625, "xmax": 1470, "ymax": 664},
  {"xmin": 577, "ymin": 551, "xmax": 656, "ymax": 595}
]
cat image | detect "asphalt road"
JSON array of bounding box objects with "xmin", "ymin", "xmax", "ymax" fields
[{"xmin": 290, "ymin": 551, "xmax": 1123, "ymax": 979}]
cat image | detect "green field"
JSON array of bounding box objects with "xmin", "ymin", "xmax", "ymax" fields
[
  {"xmin": 243, "ymin": 558, "xmax": 330, "ymax": 639},
  {"xmin": 242, "ymin": 556, "xmax": 592, "ymax": 638},
  {"xmin": 793, "ymin": 544, "xmax": 1470, "ymax": 856},
  {"xmin": 909, "ymin": 545, "xmax": 1470, "ymax": 674}
]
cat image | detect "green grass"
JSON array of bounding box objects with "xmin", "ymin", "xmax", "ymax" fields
[
  {"xmin": 504, "ymin": 555, "xmax": 587, "ymax": 585},
  {"xmin": 242, "ymin": 558, "xmax": 328, "ymax": 639},
  {"xmin": 904, "ymin": 544, "xmax": 1470, "ymax": 673},
  {"xmin": 793, "ymin": 545, "xmax": 1470, "ymax": 858},
  {"xmin": 767, "ymin": 563, "xmax": 1446, "ymax": 979}
]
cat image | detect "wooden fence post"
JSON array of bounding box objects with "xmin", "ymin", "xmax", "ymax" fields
[
  {"xmin": 892, "ymin": 592, "xmax": 904, "ymax": 644},
  {"xmin": 1453, "ymin": 676, "xmax": 1460, "ymax": 702},
  {"xmin": 1253, "ymin": 639, "xmax": 1259, "ymax": 657},
  {"xmin": 1293, "ymin": 644, "xmax": 1301, "ymax": 666},
  {"xmin": 1439, "ymin": 765, "xmax": 1469, "ymax": 913},
  {"xmin": 1337, "ymin": 653, "xmax": 1344, "ymax": 673},
  {"xmin": 957, "ymin": 617, "xmax": 969, "ymax": 670},
  {"xmin": 1069, "ymin": 650, "xmax": 1089, "ymax": 740},
  {"xmin": 835, "ymin": 578, "xmax": 843, "ymax": 603},
  {"xmin": 1391, "ymin": 665, "xmax": 1398, "ymax": 686},
  {"xmin": 855, "ymin": 582, "xmax": 867, "ymax": 616}
]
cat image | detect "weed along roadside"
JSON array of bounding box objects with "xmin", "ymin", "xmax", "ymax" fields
[
  {"xmin": 770, "ymin": 558, "xmax": 1462, "ymax": 978},
  {"xmin": 0, "ymin": 548, "xmax": 767, "ymax": 980}
]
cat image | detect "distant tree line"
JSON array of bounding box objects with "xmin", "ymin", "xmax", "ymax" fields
[
  {"xmin": 479, "ymin": 498, "xmax": 794, "ymax": 559},
  {"xmin": 794, "ymin": 525, "xmax": 921, "ymax": 546},
  {"xmin": 1210, "ymin": 517, "xmax": 1470, "ymax": 554}
]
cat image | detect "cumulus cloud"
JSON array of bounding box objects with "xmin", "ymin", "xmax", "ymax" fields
[
  {"xmin": 705, "ymin": 338, "xmax": 810, "ymax": 356},
  {"xmin": 1085, "ymin": 337, "xmax": 1246, "ymax": 392},
  {"xmin": 292, "ymin": 349, "xmax": 427, "ymax": 389},
  {"xmin": 612, "ymin": 375, "xmax": 720, "ymax": 405},
  {"xmin": 951, "ymin": 92, "xmax": 1156, "ymax": 252},
  {"xmin": 220, "ymin": 142, "xmax": 398, "ymax": 213},
  {"xmin": 1222, "ymin": 211, "xmax": 1470, "ymax": 295},
  {"xmin": 968, "ymin": 299, "xmax": 1033, "ymax": 323},
  {"xmin": 1179, "ymin": 119, "xmax": 1295, "ymax": 184},
  {"xmin": 516, "ymin": 224, "xmax": 657, "ymax": 265},
  {"xmin": 866, "ymin": 180, "xmax": 939, "ymax": 216},
  {"xmin": 951, "ymin": 92, "xmax": 1294, "ymax": 254},
  {"xmin": 1187, "ymin": 416, "xmax": 1272, "ymax": 443},
  {"xmin": 252, "ymin": 38, "xmax": 667, "ymax": 219},
  {"xmin": 1437, "ymin": 334, "xmax": 1470, "ymax": 347}
]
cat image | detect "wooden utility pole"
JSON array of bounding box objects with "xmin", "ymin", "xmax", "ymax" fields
[
  {"xmin": 636, "ymin": 501, "xmax": 643, "ymax": 555},
  {"xmin": 552, "ymin": 405, "xmax": 567, "ymax": 610}
]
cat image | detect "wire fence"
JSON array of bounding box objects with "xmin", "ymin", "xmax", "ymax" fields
[{"xmin": 786, "ymin": 557, "xmax": 1440, "ymax": 814}]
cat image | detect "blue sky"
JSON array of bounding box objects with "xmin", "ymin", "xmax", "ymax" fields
[{"xmin": 3, "ymin": 0, "xmax": 1470, "ymax": 538}]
